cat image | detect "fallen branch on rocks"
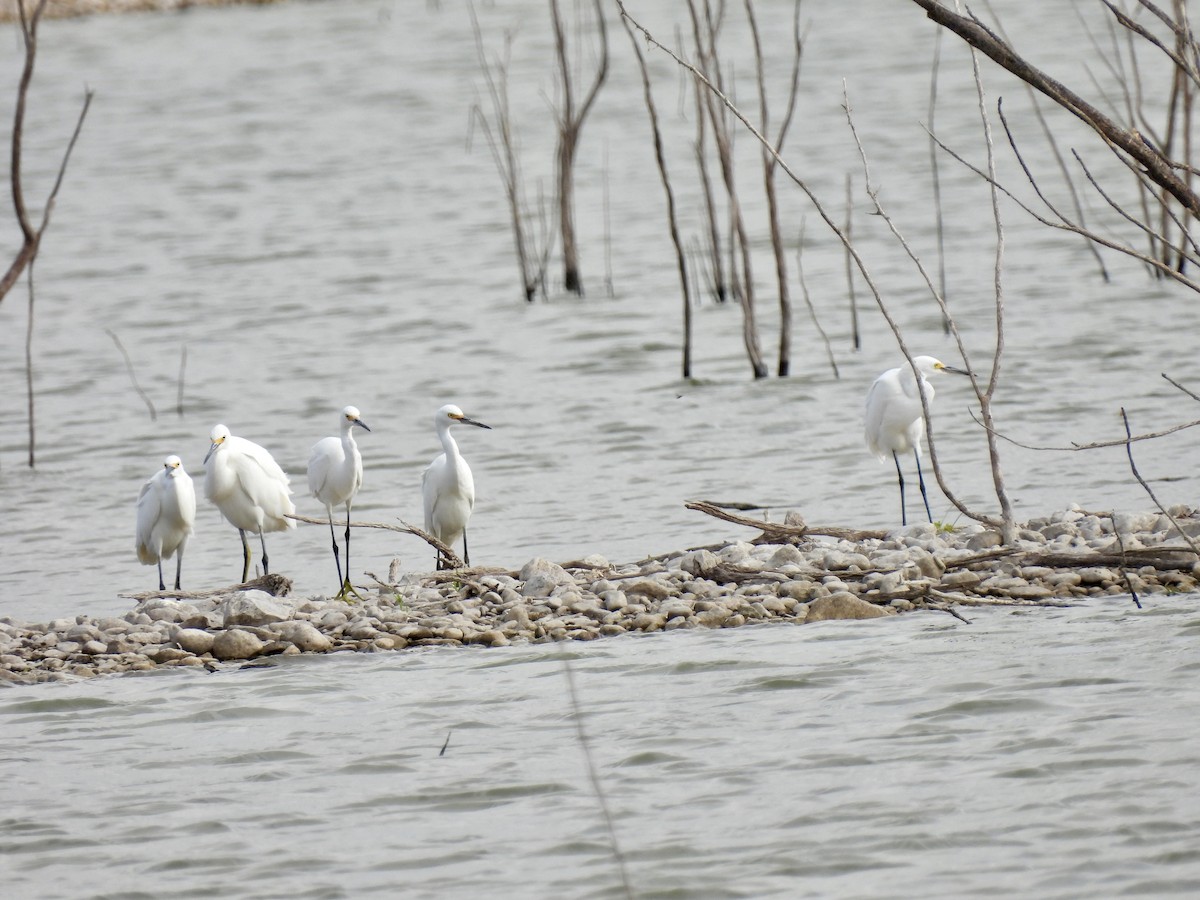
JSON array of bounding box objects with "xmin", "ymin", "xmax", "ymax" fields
[
  {"xmin": 685, "ymin": 500, "xmax": 890, "ymax": 542},
  {"xmin": 287, "ymin": 513, "xmax": 465, "ymax": 570},
  {"xmin": 119, "ymin": 573, "xmax": 292, "ymax": 603}
]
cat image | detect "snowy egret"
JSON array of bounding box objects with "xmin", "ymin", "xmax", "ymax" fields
[
  {"xmin": 865, "ymin": 355, "xmax": 968, "ymax": 526},
  {"xmin": 135, "ymin": 455, "xmax": 197, "ymax": 591},
  {"xmin": 422, "ymin": 404, "xmax": 491, "ymax": 569},
  {"xmin": 308, "ymin": 405, "xmax": 371, "ymax": 599},
  {"xmin": 204, "ymin": 424, "xmax": 295, "ymax": 583}
]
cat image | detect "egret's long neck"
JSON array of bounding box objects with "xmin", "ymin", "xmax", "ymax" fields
[
  {"xmin": 903, "ymin": 367, "xmax": 931, "ymax": 400},
  {"xmin": 438, "ymin": 422, "xmax": 461, "ymax": 464},
  {"xmin": 341, "ymin": 420, "xmax": 358, "ymax": 453}
]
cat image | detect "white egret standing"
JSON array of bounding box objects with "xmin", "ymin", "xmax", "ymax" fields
[
  {"xmin": 204, "ymin": 424, "xmax": 295, "ymax": 583},
  {"xmin": 865, "ymin": 356, "xmax": 968, "ymax": 526},
  {"xmin": 135, "ymin": 455, "xmax": 197, "ymax": 591},
  {"xmin": 422, "ymin": 404, "xmax": 491, "ymax": 569},
  {"xmin": 308, "ymin": 405, "xmax": 371, "ymax": 599}
]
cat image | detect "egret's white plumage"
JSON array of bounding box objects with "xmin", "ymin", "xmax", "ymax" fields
[
  {"xmin": 135, "ymin": 455, "xmax": 196, "ymax": 591},
  {"xmin": 204, "ymin": 423, "xmax": 295, "ymax": 582},
  {"xmin": 865, "ymin": 355, "xmax": 967, "ymax": 525},
  {"xmin": 421, "ymin": 404, "xmax": 491, "ymax": 569},
  {"xmin": 308, "ymin": 405, "xmax": 371, "ymax": 597}
]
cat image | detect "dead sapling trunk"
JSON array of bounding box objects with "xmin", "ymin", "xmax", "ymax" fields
[
  {"xmin": 549, "ymin": 0, "xmax": 609, "ymax": 295},
  {"xmin": 5, "ymin": 0, "xmax": 94, "ymax": 468},
  {"xmin": 691, "ymin": 39, "xmax": 728, "ymax": 303},
  {"xmin": 618, "ymin": 10, "xmax": 694, "ymax": 377},
  {"xmin": 688, "ymin": 0, "xmax": 768, "ymax": 378},
  {"xmin": 745, "ymin": 0, "xmax": 805, "ymax": 376},
  {"xmin": 469, "ymin": 7, "xmax": 550, "ymax": 302}
]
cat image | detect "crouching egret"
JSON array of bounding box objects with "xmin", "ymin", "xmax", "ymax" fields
[
  {"xmin": 865, "ymin": 355, "xmax": 968, "ymax": 526},
  {"xmin": 422, "ymin": 404, "xmax": 491, "ymax": 569},
  {"xmin": 135, "ymin": 455, "xmax": 197, "ymax": 591},
  {"xmin": 308, "ymin": 405, "xmax": 371, "ymax": 600},
  {"xmin": 204, "ymin": 424, "xmax": 295, "ymax": 583}
]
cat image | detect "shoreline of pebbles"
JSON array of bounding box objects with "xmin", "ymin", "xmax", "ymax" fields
[
  {"xmin": 4, "ymin": 506, "xmax": 1199, "ymax": 687},
  {"xmin": 0, "ymin": 0, "xmax": 281, "ymax": 22}
]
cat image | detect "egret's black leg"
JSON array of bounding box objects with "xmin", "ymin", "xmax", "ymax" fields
[
  {"xmin": 328, "ymin": 509, "xmax": 343, "ymax": 590},
  {"xmin": 343, "ymin": 502, "xmax": 352, "ymax": 589},
  {"xmin": 892, "ymin": 451, "xmax": 908, "ymax": 527},
  {"xmin": 174, "ymin": 553, "xmax": 183, "ymax": 591},
  {"xmin": 462, "ymin": 530, "xmax": 470, "ymax": 567},
  {"xmin": 239, "ymin": 529, "xmax": 251, "ymax": 583},
  {"xmin": 157, "ymin": 561, "xmax": 166, "ymax": 592},
  {"xmin": 259, "ymin": 531, "xmax": 270, "ymax": 576},
  {"xmin": 915, "ymin": 450, "xmax": 933, "ymax": 523}
]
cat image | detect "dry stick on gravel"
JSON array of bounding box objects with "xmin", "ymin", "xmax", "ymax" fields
[
  {"xmin": 287, "ymin": 513, "xmax": 465, "ymax": 571},
  {"xmin": 618, "ymin": 9, "xmax": 694, "ymax": 377},
  {"xmin": 120, "ymin": 573, "xmax": 293, "ymax": 603},
  {"xmin": 685, "ymin": 500, "xmax": 889, "ymax": 542},
  {"xmin": 105, "ymin": 328, "xmax": 157, "ymax": 421}
]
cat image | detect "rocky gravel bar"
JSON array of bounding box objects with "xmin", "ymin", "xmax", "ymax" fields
[
  {"xmin": 0, "ymin": 0, "xmax": 282, "ymax": 22},
  {"xmin": 4, "ymin": 506, "xmax": 1200, "ymax": 686}
]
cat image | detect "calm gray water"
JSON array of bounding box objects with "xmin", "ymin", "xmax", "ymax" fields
[
  {"xmin": 2, "ymin": 0, "xmax": 1200, "ymax": 895},
  {"xmin": 4, "ymin": 599, "xmax": 1200, "ymax": 899}
]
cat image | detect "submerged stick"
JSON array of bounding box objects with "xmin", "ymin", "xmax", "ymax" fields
[
  {"xmin": 105, "ymin": 328, "xmax": 157, "ymax": 421},
  {"xmin": 560, "ymin": 653, "xmax": 634, "ymax": 900}
]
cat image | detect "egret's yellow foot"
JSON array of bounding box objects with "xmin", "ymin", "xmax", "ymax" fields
[{"xmin": 334, "ymin": 578, "xmax": 367, "ymax": 603}]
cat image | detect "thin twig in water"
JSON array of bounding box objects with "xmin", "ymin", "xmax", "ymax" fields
[
  {"xmin": 560, "ymin": 653, "xmax": 634, "ymax": 900},
  {"xmin": 928, "ymin": 602, "xmax": 972, "ymax": 624},
  {"xmin": 1106, "ymin": 511, "xmax": 1142, "ymax": 608},
  {"xmin": 1163, "ymin": 372, "xmax": 1200, "ymax": 403},
  {"xmin": 795, "ymin": 220, "xmax": 839, "ymax": 378},
  {"xmin": 966, "ymin": 406, "xmax": 1200, "ymax": 451},
  {"xmin": 105, "ymin": 329, "xmax": 157, "ymax": 421},
  {"xmin": 24, "ymin": 262, "xmax": 38, "ymax": 466},
  {"xmin": 1120, "ymin": 407, "xmax": 1200, "ymax": 558},
  {"xmin": 439, "ymin": 730, "xmax": 452, "ymax": 757},
  {"xmin": 177, "ymin": 344, "xmax": 187, "ymax": 417}
]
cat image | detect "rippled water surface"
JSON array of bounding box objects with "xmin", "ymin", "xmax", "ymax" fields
[
  {"xmin": 2, "ymin": 0, "xmax": 1200, "ymax": 895},
  {"xmin": 4, "ymin": 599, "xmax": 1200, "ymax": 898},
  {"xmin": 2, "ymin": 0, "xmax": 1200, "ymax": 619}
]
